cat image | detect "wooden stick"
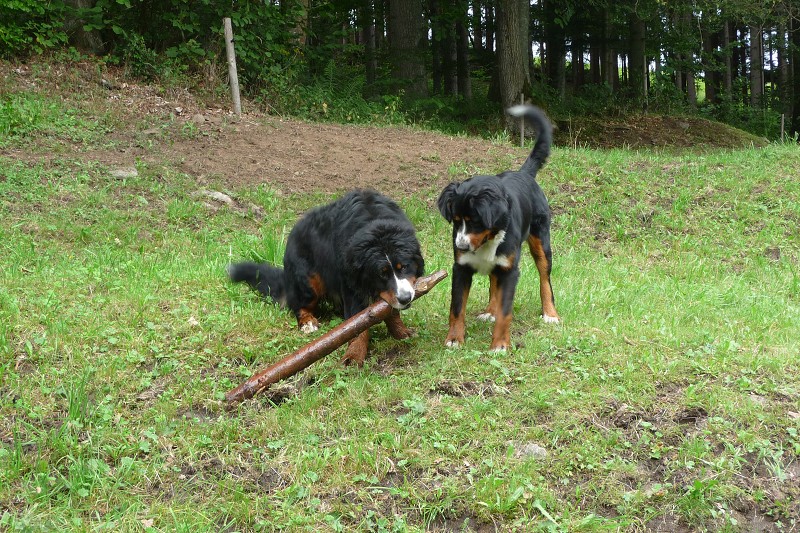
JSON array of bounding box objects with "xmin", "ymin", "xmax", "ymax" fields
[
  {"xmin": 223, "ymin": 18, "xmax": 242, "ymax": 115},
  {"xmin": 225, "ymin": 270, "xmax": 448, "ymax": 407}
]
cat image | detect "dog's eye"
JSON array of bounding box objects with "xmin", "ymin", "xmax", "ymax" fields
[
  {"xmin": 453, "ymin": 215, "xmax": 461, "ymax": 222},
  {"xmin": 381, "ymin": 266, "xmax": 391, "ymax": 278},
  {"xmin": 464, "ymin": 216, "xmax": 471, "ymax": 222},
  {"xmin": 395, "ymin": 263, "xmax": 403, "ymax": 271}
]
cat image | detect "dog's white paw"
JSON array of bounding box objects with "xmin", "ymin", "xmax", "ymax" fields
[
  {"xmin": 300, "ymin": 322, "xmax": 319, "ymax": 334},
  {"xmin": 445, "ymin": 339, "xmax": 462, "ymax": 348},
  {"xmin": 542, "ymin": 314, "xmax": 560, "ymax": 324},
  {"xmin": 476, "ymin": 312, "xmax": 496, "ymax": 322}
]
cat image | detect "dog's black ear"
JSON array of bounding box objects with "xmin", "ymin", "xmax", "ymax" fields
[
  {"xmin": 437, "ymin": 183, "xmax": 459, "ymax": 222},
  {"xmin": 472, "ymin": 188, "xmax": 509, "ymax": 230},
  {"xmin": 413, "ymin": 251, "xmax": 425, "ymax": 277}
]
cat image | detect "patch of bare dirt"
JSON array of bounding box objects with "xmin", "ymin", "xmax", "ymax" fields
[
  {"xmin": 167, "ymin": 117, "xmax": 520, "ymax": 196},
  {"xmin": 2, "ymin": 59, "xmax": 771, "ymax": 200}
]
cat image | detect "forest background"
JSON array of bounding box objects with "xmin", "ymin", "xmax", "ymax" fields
[{"xmin": 3, "ymin": 0, "xmax": 799, "ymax": 141}]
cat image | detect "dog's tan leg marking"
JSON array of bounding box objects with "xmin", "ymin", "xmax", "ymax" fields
[
  {"xmin": 490, "ymin": 311, "xmax": 512, "ymax": 351},
  {"xmin": 298, "ymin": 311, "xmax": 320, "ymax": 333},
  {"xmin": 527, "ymin": 236, "xmax": 560, "ymax": 323},
  {"xmin": 445, "ymin": 285, "xmax": 470, "ymax": 347},
  {"xmin": 297, "ymin": 273, "xmax": 326, "ymax": 333},
  {"xmin": 342, "ymin": 330, "xmax": 370, "ymax": 366},
  {"xmin": 385, "ymin": 309, "xmax": 413, "ymax": 339}
]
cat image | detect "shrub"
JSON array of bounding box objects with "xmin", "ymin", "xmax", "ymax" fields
[{"xmin": 0, "ymin": 0, "xmax": 68, "ymax": 57}]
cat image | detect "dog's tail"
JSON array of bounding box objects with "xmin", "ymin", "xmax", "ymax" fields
[
  {"xmin": 507, "ymin": 105, "xmax": 552, "ymax": 176},
  {"xmin": 227, "ymin": 261, "xmax": 286, "ymax": 306}
]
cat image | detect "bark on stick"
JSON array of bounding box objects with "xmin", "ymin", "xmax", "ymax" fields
[{"xmin": 225, "ymin": 270, "xmax": 448, "ymax": 407}]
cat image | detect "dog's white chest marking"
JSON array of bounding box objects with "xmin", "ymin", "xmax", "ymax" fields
[{"xmin": 456, "ymin": 230, "xmax": 510, "ymax": 274}]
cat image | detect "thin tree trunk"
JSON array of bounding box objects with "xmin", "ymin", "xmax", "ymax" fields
[
  {"xmin": 778, "ymin": 23, "xmax": 790, "ymax": 115},
  {"xmin": 701, "ymin": 16, "xmax": 718, "ymax": 104},
  {"xmin": 362, "ymin": 1, "xmax": 378, "ymax": 92},
  {"xmin": 456, "ymin": 18, "xmax": 472, "ymax": 99},
  {"xmin": 473, "ymin": 0, "xmax": 484, "ymax": 50},
  {"xmin": 722, "ymin": 20, "xmax": 733, "ymax": 98},
  {"xmin": 750, "ymin": 25, "xmax": 764, "ymax": 107},
  {"xmin": 602, "ymin": 8, "xmax": 616, "ymax": 88},
  {"xmin": 791, "ymin": 16, "xmax": 800, "ymax": 135},
  {"xmin": 430, "ymin": 0, "xmax": 443, "ymax": 94},
  {"xmin": 485, "ymin": 1, "xmax": 495, "ymax": 52}
]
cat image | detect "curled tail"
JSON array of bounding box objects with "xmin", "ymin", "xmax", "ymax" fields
[
  {"xmin": 506, "ymin": 105, "xmax": 553, "ymax": 176},
  {"xmin": 227, "ymin": 261, "xmax": 286, "ymax": 306}
]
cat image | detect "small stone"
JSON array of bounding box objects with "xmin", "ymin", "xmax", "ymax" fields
[
  {"xmin": 514, "ymin": 442, "xmax": 548, "ymax": 460},
  {"xmin": 110, "ymin": 168, "xmax": 138, "ymax": 179}
]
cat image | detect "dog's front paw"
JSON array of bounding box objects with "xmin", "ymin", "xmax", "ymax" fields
[
  {"xmin": 489, "ymin": 342, "xmax": 509, "ymax": 352},
  {"xmin": 390, "ymin": 326, "xmax": 415, "ymax": 340},
  {"xmin": 476, "ymin": 312, "xmax": 496, "ymax": 322},
  {"xmin": 542, "ymin": 313, "xmax": 560, "ymax": 324},
  {"xmin": 300, "ymin": 321, "xmax": 319, "ymax": 334},
  {"xmin": 444, "ymin": 337, "xmax": 463, "ymax": 348},
  {"xmin": 341, "ymin": 346, "xmax": 366, "ymax": 367}
]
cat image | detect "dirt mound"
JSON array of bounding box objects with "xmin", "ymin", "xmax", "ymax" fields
[
  {"xmin": 1, "ymin": 59, "xmax": 772, "ymax": 197},
  {"xmin": 554, "ymin": 114, "xmax": 769, "ymax": 150},
  {"xmin": 170, "ymin": 117, "xmax": 522, "ymax": 196}
]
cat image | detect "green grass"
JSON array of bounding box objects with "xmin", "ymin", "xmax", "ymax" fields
[{"xmin": 2, "ymin": 95, "xmax": 800, "ymax": 532}]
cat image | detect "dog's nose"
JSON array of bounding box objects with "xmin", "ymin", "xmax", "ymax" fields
[{"xmin": 397, "ymin": 293, "xmax": 413, "ymax": 307}]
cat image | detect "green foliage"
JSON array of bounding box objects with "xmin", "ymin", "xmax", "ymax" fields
[
  {"xmin": 0, "ymin": 92, "xmax": 91, "ymax": 143},
  {"xmin": 117, "ymin": 33, "xmax": 160, "ymax": 81},
  {"xmin": 0, "ymin": 0, "xmax": 68, "ymax": 57},
  {"xmin": 647, "ymin": 72, "xmax": 694, "ymax": 115},
  {"xmin": 262, "ymin": 61, "xmax": 406, "ymax": 126},
  {"xmin": 700, "ymin": 99, "xmax": 782, "ymax": 141}
]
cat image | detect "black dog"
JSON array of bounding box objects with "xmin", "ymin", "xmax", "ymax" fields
[
  {"xmin": 228, "ymin": 189, "xmax": 425, "ymax": 366},
  {"xmin": 437, "ymin": 105, "xmax": 560, "ymax": 351}
]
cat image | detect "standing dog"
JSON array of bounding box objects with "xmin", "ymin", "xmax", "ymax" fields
[
  {"xmin": 229, "ymin": 189, "xmax": 425, "ymax": 366},
  {"xmin": 437, "ymin": 105, "xmax": 560, "ymax": 351}
]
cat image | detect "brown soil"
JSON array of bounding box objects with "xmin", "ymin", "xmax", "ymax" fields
[
  {"xmin": 1, "ymin": 60, "xmax": 769, "ymax": 198},
  {"xmin": 169, "ymin": 116, "xmax": 519, "ymax": 196}
]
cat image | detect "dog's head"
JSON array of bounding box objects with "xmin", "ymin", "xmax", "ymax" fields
[
  {"xmin": 345, "ymin": 222, "xmax": 425, "ymax": 309},
  {"xmin": 437, "ymin": 178, "xmax": 510, "ymax": 252}
]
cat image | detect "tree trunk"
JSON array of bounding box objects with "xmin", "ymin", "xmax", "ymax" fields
[
  {"xmin": 375, "ymin": 0, "xmax": 387, "ymax": 50},
  {"xmin": 388, "ymin": 0, "xmax": 428, "ymax": 97},
  {"xmin": 572, "ymin": 31, "xmax": 585, "ymax": 90},
  {"xmin": 456, "ymin": 18, "xmax": 472, "ymax": 99},
  {"xmin": 292, "ymin": 0, "xmax": 309, "ymax": 46},
  {"xmin": 628, "ymin": 10, "xmax": 646, "ymax": 106},
  {"xmin": 442, "ymin": 26, "xmax": 457, "ymax": 94},
  {"xmin": 496, "ymin": 0, "xmax": 530, "ymax": 127},
  {"xmin": 485, "ymin": 0, "xmax": 495, "ymax": 52},
  {"xmin": 722, "ymin": 20, "xmax": 733, "ymax": 98},
  {"xmin": 473, "ymin": 0, "xmax": 484, "ymax": 50},
  {"xmin": 750, "ymin": 25, "xmax": 764, "ymax": 107},
  {"xmin": 700, "ymin": 14, "xmax": 718, "ymax": 104},
  {"xmin": 590, "ymin": 42, "xmax": 601, "ymax": 84},
  {"xmin": 430, "ymin": 0, "xmax": 443, "ymax": 94},
  {"xmin": 361, "ymin": 1, "xmax": 378, "ymax": 92},
  {"xmin": 63, "ymin": 0, "xmax": 105, "ymax": 53},
  {"xmin": 686, "ymin": 69, "xmax": 697, "ymax": 107},
  {"xmin": 602, "ymin": 8, "xmax": 616, "ymax": 88},
  {"xmin": 791, "ymin": 16, "xmax": 800, "ymax": 136},
  {"xmin": 778, "ymin": 23, "xmax": 790, "ymax": 115},
  {"xmin": 542, "ymin": 0, "xmax": 565, "ymax": 97}
]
